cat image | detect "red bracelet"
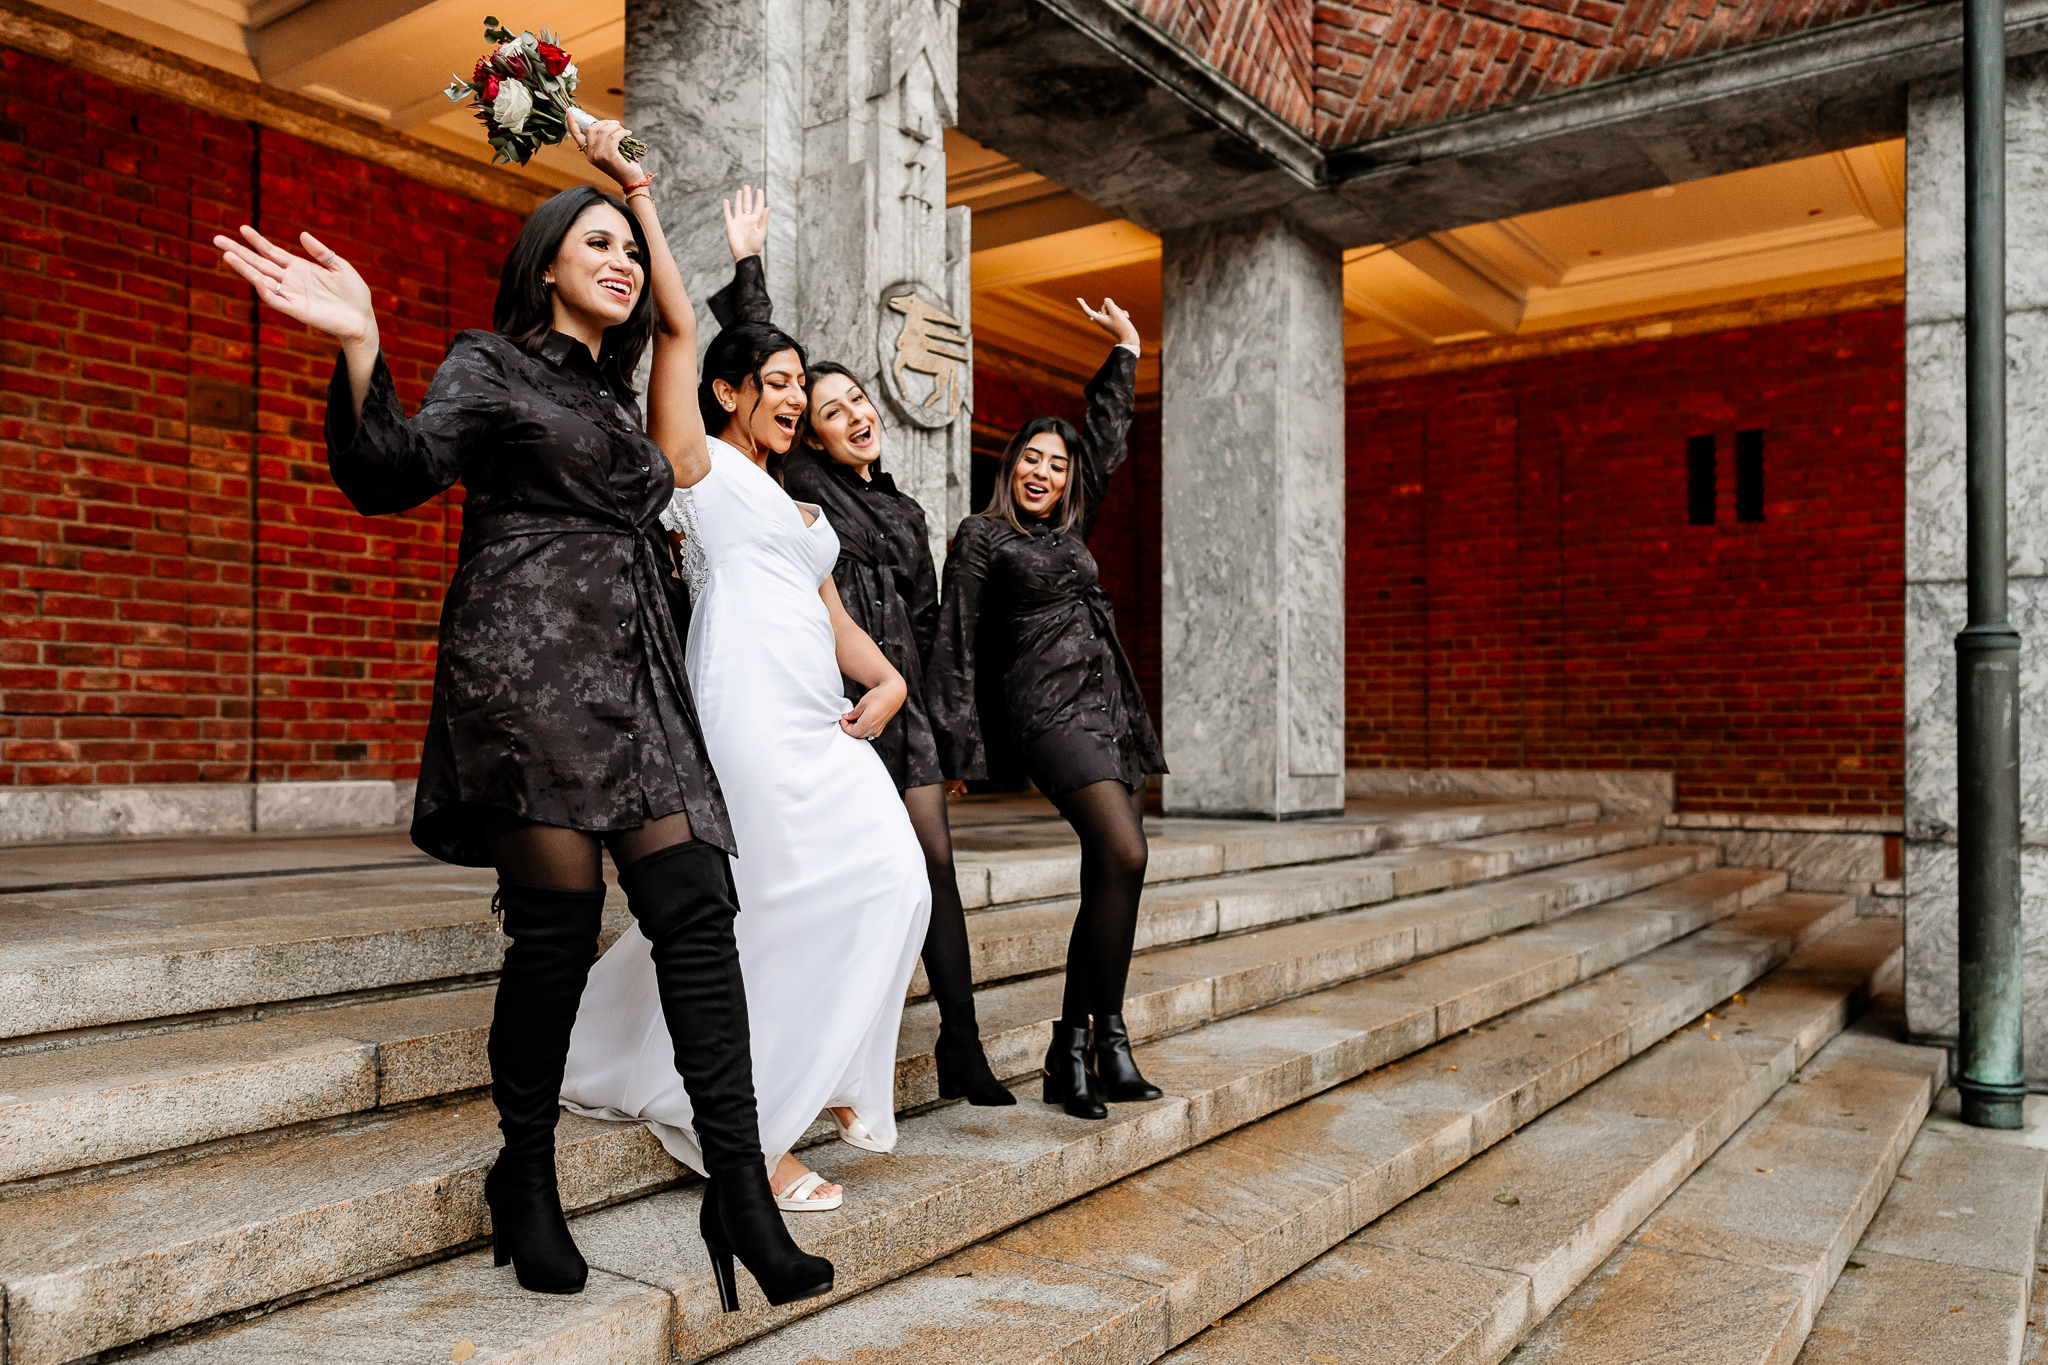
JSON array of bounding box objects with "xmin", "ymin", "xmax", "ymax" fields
[{"xmin": 620, "ymin": 172, "xmax": 656, "ymax": 193}]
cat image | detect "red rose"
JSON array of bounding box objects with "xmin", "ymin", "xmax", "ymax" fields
[
  {"xmin": 481, "ymin": 74, "xmax": 500, "ymax": 101},
  {"xmin": 536, "ymin": 41, "xmax": 571, "ymax": 76},
  {"xmin": 473, "ymin": 55, "xmax": 493, "ymax": 84}
]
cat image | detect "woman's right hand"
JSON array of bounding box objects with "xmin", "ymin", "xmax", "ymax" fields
[
  {"xmin": 215, "ymin": 226, "xmax": 375, "ymax": 345},
  {"xmin": 1077, "ymin": 296, "xmax": 1141, "ymax": 353},
  {"xmin": 723, "ymin": 184, "xmax": 769, "ymax": 261}
]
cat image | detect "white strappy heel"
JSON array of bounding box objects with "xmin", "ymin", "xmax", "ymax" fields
[
  {"xmin": 773, "ymin": 1169, "xmax": 843, "ymax": 1212},
  {"xmin": 830, "ymin": 1110, "xmax": 889, "ymax": 1153}
]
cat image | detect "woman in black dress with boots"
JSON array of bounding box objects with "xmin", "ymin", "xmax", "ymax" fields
[
  {"xmin": 926, "ymin": 299, "xmax": 1168, "ymax": 1120},
  {"xmin": 705, "ymin": 193, "xmax": 1013, "ymax": 1107},
  {"xmin": 213, "ymin": 123, "xmax": 828, "ymax": 1308}
]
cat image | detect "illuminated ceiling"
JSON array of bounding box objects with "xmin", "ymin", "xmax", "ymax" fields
[{"xmin": 947, "ymin": 130, "xmax": 1905, "ymax": 388}]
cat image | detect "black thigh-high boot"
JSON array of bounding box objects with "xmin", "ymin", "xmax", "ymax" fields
[
  {"xmin": 615, "ymin": 841, "xmax": 833, "ymax": 1311},
  {"xmin": 484, "ymin": 881, "xmax": 605, "ymax": 1294}
]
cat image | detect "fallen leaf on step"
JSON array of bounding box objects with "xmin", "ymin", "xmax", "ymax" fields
[
  {"xmin": 1211, "ymin": 1320, "xmax": 1224, "ymax": 1329},
  {"xmin": 1897, "ymin": 1173, "xmax": 1912, "ymax": 1180},
  {"xmin": 1710, "ymin": 1034, "xmax": 1722, "ymax": 1042},
  {"xmin": 1768, "ymin": 1294, "xmax": 1793, "ymax": 1305},
  {"xmin": 1494, "ymin": 1194, "xmax": 1520, "ymax": 1206},
  {"xmin": 1757, "ymin": 1167, "xmax": 1774, "ymax": 1174},
  {"xmin": 451, "ymin": 1343, "xmax": 476, "ymax": 1364},
  {"xmin": 1951, "ymin": 1306, "xmax": 1966, "ymax": 1314},
  {"xmin": 1705, "ymin": 1012, "xmax": 1715, "ymax": 1021},
  {"xmin": 1846, "ymin": 1261, "xmax": 1866, "ymax": 1270},
  {"xmin": 1443, "ymin": 1065, "xmax": 1458, "ymax": 1071},
  {"xmin": 1733, "ymin": 993, "xmax": 1745, "ymax": 1004},
  {"xmin": 1534, "ymin": 1032, "xmax": 1546, "ymax": 1038},
  {"xmin": 1311, "ymin": 1355, "xmax": 1342, "ymax": 1363},
  {"xmin": 1308, "ymin": 1006, "xmax": 1323, "ymax": 1013}
]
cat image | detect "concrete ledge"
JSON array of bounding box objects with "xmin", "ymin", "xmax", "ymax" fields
[
  {"xmin": 1346, "ymin": 768, "xmax": 1675, "ymax": 820},
  {"xmin": 0, "ymin": 781, "xmax": 416, "ymax": 844},
  {"xmin": 1661, "ymin": 813, "xmax": 1891, "ymax": 901}
]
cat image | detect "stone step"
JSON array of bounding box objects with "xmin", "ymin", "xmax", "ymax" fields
[
  {"xmin": 679, "ymin": 901, "xmax": 1885, "ymax": 1365},
  {"xmin": 155, "ymin": 892, "xmax": 1875, "ymax": 1365},
  {"xmin": 1156, "ymin": 918, "xmax": 1909, "ymax": 1364},
  {"xmin": 2, "ymin": 861, "xmax": 1765, "ymax": 1364},
  {"xmin": 1503, "ymin": 1002, "xmax": 1946, "ymax": 1363},
  {"xmin": 1794, "ymin": 1089, "xmax": 2048, "ymax": 1365},
  {"xmin": 912, "ymin": 817, "xmax": 1661, "ymax": 995},
  {"xmin": 0, "ymin": 842, "xmax": 1726, "ymax": 1186},
  {"xmin": 0, "ymin": 801, "xmax": 1612, "ymax": 1042}
]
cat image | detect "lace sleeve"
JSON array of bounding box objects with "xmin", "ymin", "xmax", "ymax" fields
[{"xmin": 661, "ymin": 486, "xmax": 711, "ymax": 599}]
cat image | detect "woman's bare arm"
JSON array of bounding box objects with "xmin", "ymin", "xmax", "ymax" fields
[
  {"xmin": 822, "ymin": 576, "xmax": 906, "ymax": 739},
  {"xmin": 572, "ymin": 120, "xmax": 710, "ymax": 488}
]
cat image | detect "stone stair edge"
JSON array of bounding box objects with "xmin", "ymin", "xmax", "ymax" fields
[
  {"xmin": 0, "ymin": 818, "xmax": 1686, "ymax": 1045},
  {"xmin": 0, "ymin": 858, "xmax": 1798, "ymax": 1364},
  {"xmin": 118, "ymin": 886, "xmax": 1885, "ymax": 1365},
  {"xmin": 0, "ymin": 844, "xmax": 1745, "ymax": 1190}
]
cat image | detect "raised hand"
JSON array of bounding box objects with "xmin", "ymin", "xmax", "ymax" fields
[
  {"xmin": 1077, "ymin": 296, "xmax": 1141, "ymax": 352},
  {"xmin": 215, "ymin": 225, "xmax": 375, "ymax": 344},
  {"xmin": 723, "ymin": 184, "xmax": 769, "ymax": 262},
  {"xmin": 569, "ymin": 115, "xmax": 641, "ymax": 189}
]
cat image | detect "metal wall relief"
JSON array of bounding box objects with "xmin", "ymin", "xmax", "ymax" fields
[{"xmin": 876, "ymin": 281, "xmax": 969, "ymax": 429}]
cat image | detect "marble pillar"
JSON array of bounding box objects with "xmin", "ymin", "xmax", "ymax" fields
[
  {"xmin": 624, "ymin": 0, "xmax": 971, "ymax": 560},
  {"xmin": 1904, "ymin": 53, "xmax": 2048, "ymax": 1082},
  {"xmin": 1159, "ymin": 215, "xmax": 1346, "ymax": 818}
]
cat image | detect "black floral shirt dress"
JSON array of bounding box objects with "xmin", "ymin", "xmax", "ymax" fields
[{"xmin": 323, "ymin": 329, "xmax": 733, "ymax": 865}]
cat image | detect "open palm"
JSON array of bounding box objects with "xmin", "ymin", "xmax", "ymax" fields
[{"xmin": 215, "ymin": 225, "xmax": 375, "ymax": 342}]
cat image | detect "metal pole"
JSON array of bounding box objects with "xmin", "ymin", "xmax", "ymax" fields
[{"xmin": 1957, "ymin": 0, "xmax": 2026, "ymax": 1129}]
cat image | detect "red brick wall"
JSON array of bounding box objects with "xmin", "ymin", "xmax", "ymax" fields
[
  {"xmin": 0, "ymin": 48, "xmax": 522, "ymax": 788},
  {"xmin": 1346, "ymin": 306, "xmax": 1906, "ymax": 816},
  {"xmin": 972, "ymin": 366, "xmax": 1163, "ymax": 722}
]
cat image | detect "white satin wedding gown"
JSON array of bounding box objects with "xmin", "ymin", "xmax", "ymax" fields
[{"xmin": 560, "ymin": 435, "xmax": 930, "ymax": 1173}]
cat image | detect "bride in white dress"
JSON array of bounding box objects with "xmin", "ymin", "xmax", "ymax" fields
[{"xmin": 561, "ymin": 297, "xmax": 930, "ymax": 1211}]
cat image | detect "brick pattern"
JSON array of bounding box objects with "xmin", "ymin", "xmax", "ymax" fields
[
  {"xmin": 1133, "ymin": 0, "xmax": 1317, "ymax": 133},
  {"xmin": 1344, "ymin": 305, "xmax": 1906, "ymax": 816},
  {"xmin": 1131, "ymin": 0, "xmax": 1914, "ymax": 144},
  {"xmin": 971, "ymin": 367, "xmax": 1163, "ymax": 724},
  {"xmin": 0, "ymin": 48, "xmax": 520, "ymax": 789}
]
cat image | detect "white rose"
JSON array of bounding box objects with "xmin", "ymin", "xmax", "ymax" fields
[
  {"xmin": 561, "ymin": 63, "xmax": 578, "ymax": 89},
  {"xmin": 491, "ymin": 80, "xmax": 533, "ymax": 132}
]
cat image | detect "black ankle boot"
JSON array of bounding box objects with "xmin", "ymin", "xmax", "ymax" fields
[
  {"xmin": 485, "ymin": 880, "xmax": 606, "ymax": 1294},
  {"xmin": 700, "ymin": 1164, "xmax": 834, "ymax": 1310},
  {"xmin": 1041, "ymin": 1020, "xmax": 1107, "ymax": 1119},
  {"xmin": 1089, "ymin": 1013, "xmax": 1163, "ymax": 1102},
  {"xmin": 618, "ymin": 840, "xmax": 834, "ymax": 1311},
  {"xmin": 935, "ymin": 995, "xmax": 1016, "ymax": 1106}
]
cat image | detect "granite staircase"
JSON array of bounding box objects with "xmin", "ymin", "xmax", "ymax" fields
[{"xmin": 0, "ymin": 794, "xmax": 1895, "ymax": 1365}]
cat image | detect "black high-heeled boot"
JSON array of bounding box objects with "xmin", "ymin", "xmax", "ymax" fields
[
  {"xmin": 1041, "ymin": 1019, "xmax": 1108, "ymax": 1119},
  {"xmin": 935, "ymin": 995, "xmax": 1017, "ymax": 1106},
  {"xmin": 1089, "ymin": 1013, "xmax": 1163, "ymax": 1102},
  {"xmin": 484, "ymin": 880, "xmax": 606, "ymax": 1295},
  {"xmin": 618, "ymin": 840, "xmax": 833, "ymax": 1310},
  {"xmin": 701, "ymin": 1165, "xmax": 834, "ymax": 1310}
]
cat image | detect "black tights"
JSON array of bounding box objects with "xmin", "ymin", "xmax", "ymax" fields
[
  {"xmin": 491, "ymin": 810, "xmax": 698, "ymax": 888},
  {"xmin": 903, "ymin": 784, "xmax": 973, "ymax": 1004},
  {"xmin": 1050, "ymin": 779, "xmax": 1148, "ymax": 1024}
]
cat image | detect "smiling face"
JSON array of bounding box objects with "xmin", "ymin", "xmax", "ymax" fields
[
  {"xmin": 545, "ymin": 204, "xmax": 642, "ymax": 341},
  {"xmin": 1011, "ymin": 430, "xmax": 1070, "ymax": 518},
  {"xmin": 713, "ymin": 347, "xmax": 808, "ymax": 456},
  {"xmin": 805, "ymin": 373, "xmax": 881, "ymax": 474}
]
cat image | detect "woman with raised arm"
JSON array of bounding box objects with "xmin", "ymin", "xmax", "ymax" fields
[
  {"xmin": 926, "ymin": 300, "xmax": 1167, "ymax": 1121},
  {"xmin": 704, "ymin": 189, "xmax": 1014, "ymax": 1107},
  {"xmin": 561, "ymin": 193, "xmax": 930, "ymax": 1219},
  {"xmin": 213, "ymin": 122, "xmax": 830, "ymax": 1310}
]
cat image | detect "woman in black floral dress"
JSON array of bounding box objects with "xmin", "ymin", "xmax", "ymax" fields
[
  {"xmin": 704, "ymin": 196, "xmax": 1013, "ymax": 1108},
  {"xmin": 213, "ymin": 123, "xmax": 829, "ymax": 1309},
  {"xmin": 926, "ymin": 299, "xmax": 1168, "ymax": 1121}
]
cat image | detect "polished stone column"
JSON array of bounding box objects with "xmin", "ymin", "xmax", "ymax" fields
[
  {"xmin": 625, "ymin": 0, "xmax": 971, "ymax": 559},
  {"xmin": 1159, "ymin": 215, "xmax": 1346, "ymax": 818},
  {"xmin": 1904, "ymin": 53, "xmax": 2048, "ymax": 1082}
]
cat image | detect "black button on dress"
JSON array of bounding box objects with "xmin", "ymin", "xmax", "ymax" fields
[
  {"xmin": 322, "ymin": 328, "xmax": 733, "ymax": 865},
  {"xmin": 926, "ymin": 346, "xmax": 1167, "ymax": 795},
  {"xmin": 782, "ymin": 448, "xmax": 945, "ymax": 791}
]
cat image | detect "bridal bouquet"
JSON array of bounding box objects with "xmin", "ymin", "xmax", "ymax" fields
[{"xmin": 444, "ymin": 16, "xmax": 644, "ymax": 165}]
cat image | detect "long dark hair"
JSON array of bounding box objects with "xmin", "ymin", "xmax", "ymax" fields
[
  {"xmin": 492, "ymin": 186, "xmax": 655, "ymax": 381},
  {"xmin": 800, "ymin": 360, "xmax": 871, "ymax": 458},
  {"xmin": 699, "ymin": 321, "xmax": 808, "ymax": 478},
  {"xmin": 981, "ymin": 415, "xmax": 1085, "ymax": 535}
]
